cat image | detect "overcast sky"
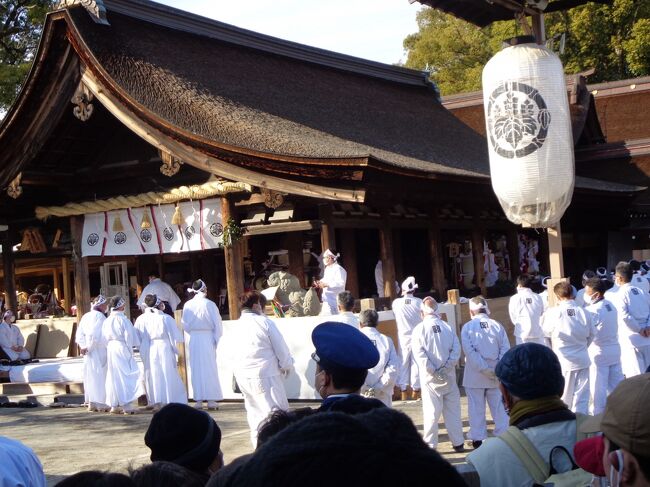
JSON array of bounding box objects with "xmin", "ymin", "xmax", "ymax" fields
[{"xmin": 155, "ymin": 0, "xmax": 422, "ymax": 65}]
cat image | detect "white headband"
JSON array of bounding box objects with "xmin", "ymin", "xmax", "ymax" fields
[
  {"xmin": 111, "ymin": 297, "xmax": 126, "ymax": 310},
  {"xmin": 401, "ymin": 277, "xmax": 418, "ymax": 295},
  {"xmin": 187, "ymin": 279, "xmax": 207, "ymax": 294},
  {"xmin": 421, "ymin": 297, "xmax": 438, "ymax": 316},
  {"xmin": 323, "ymin": 249, "xmax": 339, "ymax": 260},
  {"xmin": 541, "ymin": 276, "xmax": 550, "ymax": 288},
  {"xmin": 596, "ymin": 267, "xmax": 608, "ymax": 278},
  {"xmin": 469, "ymin": 299, "xmax": 490, "ymax": 315},
  {"xmin": 93, "ymin": 295, "xmax": 107, "ymax": 307}
]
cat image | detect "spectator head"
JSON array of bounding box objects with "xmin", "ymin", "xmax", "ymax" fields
[
  {"xmin": 469, "ymin": 295, "xmax": 490, "ymax": 316},
  {"xmin": 206, "ymin": 408, "xmax": 467, "ymax": 487},
  {"xmin": 55, "ymin": 471, "xmax": 135, "ymax": 486},
  {"xmin": 145, "ymin": 403, "xmax": 223, "ymax": 477},
  {"xmin": 401, "ymin": 276, "xmax": 418, "ymax": 296},
  {"xmin": 582, "ymin": 270, "xmax": 596, "ymax": 286},
  {"xmin": 615, "ymin": 261, "xmax": 633, "ymax": 284},
  {"xmin": 144, "ymin": 294, "xmax": 157, "ymax": 309},
  {"xmin": 517, "ymin": 274, "xmax": 533, "ymax": 288},
  {"xmin": 359, "ymin": 309, "xmax": 379, "ymax": 328},
  {"xmin": 553, "ymin": 281, "xmax": 574, "ymax": 301},
  {"xmin": 336, "ymin": 291, "xmax": 354, "ymax": 312},
  {"xmin": 129, "ymin": 461, "xmax": 206, "ymax": 487},
  {"xmin": 240, "ymin": 291, "xmax": 267, "ymax": 314},
  {"xmin": 109, "ymin": 295, "xmax": 126, "ymax": 312},
  {"xmin": 256, "ymin": 408, "xmax": 315, "ymax": 449},
  {"xmin": 311, "ymin": 322, "xmax": 379, "ymax": 398},
  {"xmin": 496, "ymin": 343, "xmax": 564, "ymax": 412}
]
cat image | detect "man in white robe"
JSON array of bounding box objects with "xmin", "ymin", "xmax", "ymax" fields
[
  {"xmin": 233, "ymin": 291, "xmax": 294, "ymax": 446},
  {"xmin": 392, "ymin": 277, "xmax": 422, "ymax": 401},
  {"xmin": 412, "ymin": 297, "xmax": 464, "ymax": 451},
  {"xmin": 137, "ymin": 271, "xmax": 181, "ymax": 316},
  {"xmin": 461, "ymin": 296, "xmax": 510, "ymax": 449},
  {"xmin": 574, "ymin": 270, "xmax": 596, "ymax": 307},
  {"xmin": 542, "ymin": 281, "xmax": 596, "ymax": 414},
  {"xmin": 0, "ymin": 310, "xmax": 30, "ymax": 361},
  {"xmin": 509, "ymin": 274, "xmax": 545, "ymax": 345},
  {"xmin": 330, "ymin": 291, "xmax": 359, "ymax": 328},
  {"xmin": 137, "ymin": 294, "xmax": 187, "ymax": 410},
  {"xmin": 583, "ymin": 277, "xmax": 624, "ymax": 414},
  {"xmin": 605, "ymin": 261, "xmax": 650, "ymax": 377},
  {"xmin": 76, "ymin": 295, "xmax": 109, "ymax": 412},
  {"xmin": 359, "ymin": 309, "xmax": 399, "ymax": 406},
  {"xmin": 182, "ymin": 279, "xmax": 223, "ymax": 410},
  {"xmin": 102, "ymin": 296, "xmax": 141, "ymax": 414},
  {"xmin": 315, "ymin": 249, "xmax": 347, "ymax": 316}
]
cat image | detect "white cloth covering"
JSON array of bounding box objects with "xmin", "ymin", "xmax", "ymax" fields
[
  {"xmin": 75, "ymin": 309, "xmax": 108, "ymax": 406},
  {"xmin": 0, "ymin": 436, "xmax": 46, "ymax": 487},
  {"xmin": 137, "ymin": 308, "xmax": 187, "ymax": 406},
  {"xmin": 137, "ymin": 278, "xmax": 181, "ymax": 312},
  {"xmin": 605, "ymin": 282, "xmax": 650, "ymax": 377},
  {"xmin": 461, "ymin": 313, "xmax": 510, "ymax": 440},
  {"xmin": 412, "ymin": 315, "xmax": 463, "ymax": 448},
  {"xmin": 509, "ymin": 288, "xmax": 545, "ymax": 342},
  {"xmin": 319, "ymin": 262, "xmax": 347, "ymax": 315},
  {"xmin": 102, "ymin": 310, "xmax": 142, "ymax": 408},
  {"xmin": 360, "ymin": 326, "xmax": 399, "ymax": 407},
  {"xmin": 232, "ymin": 309, "xmax": 294, "ymax": 446},
  {"xmin": 0, "ymin": 321, "xmax": 30, "ymax": 361},
  {"xmin": 182, "ymin": 293, "xmax": 223, "ymax": 401},
  {"xmin": 392, "ymin": 294, "xmax": 423, "ymax": 391}
]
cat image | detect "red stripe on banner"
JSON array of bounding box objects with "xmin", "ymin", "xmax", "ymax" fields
[
  {"xmin": 127, "ymin": 208, "xmax": 146, "ymax": 254},
  {"xmin": 150, "ymin": 206, "xmax": 163, "ymax": 254},
  {"xmin": 199, "ymin": 200, "xmax": 205, "ymax": 251},
  {"xmin": 101, "ymin": 212, "xmax": 108, "ymax": 257}
]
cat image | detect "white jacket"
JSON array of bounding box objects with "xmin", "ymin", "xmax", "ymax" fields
[
  {"xmin": 585, "ymin": 298, "xmax": 621, "ymax": 367},
  {"xmin": 392, "ymin": 295, "xmax": 423, "ymax": 344},
  {"xmin": 606, "ymin": 282, "xmax": 650, "ymax": 349},
  {"xmin": 509, "ymin": 288, "xmax": 545, "ymax": 340},
  {"xmin": 542, "ymin": 300, "xmax": 596, "ymax": 371},
  {"xmin": 412, "ymin": 316, "xmax": 460, "ymax": 378},
  {"xmin": 360, "ymin": 327, "xmax": 399, "ymax": 391},
  {"xmin": 461, "ymin": 313, "xmax": 510, "ymax": 389}
]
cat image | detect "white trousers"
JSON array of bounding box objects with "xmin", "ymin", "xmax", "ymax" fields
[
  {"xmin": 421, "ymin": 371, "xmax": 464, "ymax": 448},
  {"xmin": 589, "ymin": 362, "xmax": 624, "ymax": 415},
  {"xmin": 236, "ymin": 374, "xmax": 289, "ymax": 447},
  {"xmin": 397, "ymin": 345, "xmax": 420, "ymax": 391},
  {"xmin": 621, "ymin": 345, "xmax": 650, "ymax": 378},
  {"xmin": 561, "ymin": 368, "xmax": 590, "ymax": 414},
  {"xmin": 465, "ymin": 387, "xmax": 509, "ymax": 441}
]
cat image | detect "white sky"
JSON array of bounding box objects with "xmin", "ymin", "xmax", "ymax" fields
[{"xmin": 155, "ymin": 0, "xmax": 422, "ymax": 65}]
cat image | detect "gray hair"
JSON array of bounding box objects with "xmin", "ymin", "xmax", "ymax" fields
[
  {"xmin": 359, "ymin": 309, "xmax": 379, "ymax": 328},
  {"xmin": 337, "ymin": 291, "xmax": 354, "ymax": 311}
]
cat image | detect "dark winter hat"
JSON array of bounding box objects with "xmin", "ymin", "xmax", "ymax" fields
[
  {"xmin": 145, "ymin": 403, "xmax": 222, "ymax": 473},
  {"xmin": 496, "ymin": 343, "xmax": 564, "ymax": 400}
]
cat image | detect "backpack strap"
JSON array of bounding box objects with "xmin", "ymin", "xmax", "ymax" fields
[
  {"xmin": 575, "ymin": 413, "xmax": 589, "ymax": 442},
  {"xmin": 499, "ymin": 426, "xmax": 549, "ymax": 484}
]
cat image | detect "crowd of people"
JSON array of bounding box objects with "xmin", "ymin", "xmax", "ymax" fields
[{"xmin": 3, "ymin": 257, "xmax": 650, "ymax": 486}]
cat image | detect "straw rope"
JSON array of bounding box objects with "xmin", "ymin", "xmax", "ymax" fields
[{"xmin": 35, "ymin": 181, "xmax": 251, "ymax": 219}]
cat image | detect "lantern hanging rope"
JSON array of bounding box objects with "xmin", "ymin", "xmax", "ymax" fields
[
  {"xmin": 35, "ymin": 181, "xmax": 252, "ymax": 220},
  {"xmin": 482, "ymin": 40, "xmax": 575, "ymax": 228}
]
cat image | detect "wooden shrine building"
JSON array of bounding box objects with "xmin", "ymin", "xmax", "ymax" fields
[{"xmin": 0, "ymin": 0, "xmax": 641, "ymax": 321}]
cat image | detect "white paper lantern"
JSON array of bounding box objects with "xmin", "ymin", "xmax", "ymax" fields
[{"xmin": 482, "ymin": 43, "xmax": 574, "ymax": 227}]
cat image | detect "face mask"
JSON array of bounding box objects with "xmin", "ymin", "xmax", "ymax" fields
[
  {"xmin": 314, "ymin": 370, "xmax": 326, "ymax": 399},
  {"xmin": 608, "ymin": 450, "xmax": 624, "ymax": 487},
  {"xmin": 584, "ymin": 293, "xmax": 594, "ymax": 306}
]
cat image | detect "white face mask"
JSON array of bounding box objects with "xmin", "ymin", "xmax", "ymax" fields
[
  {"xmin": 584, "ymin": 293, "xmax": 594, "ymax": 306},
  {"xmin": 608, "ymin": 450, "xmax": 624, "ymax": 487}
]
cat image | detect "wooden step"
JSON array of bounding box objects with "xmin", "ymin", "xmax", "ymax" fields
[{"xmin": 0, "ymin": 382, "xmax": 84, "ymax": 396}]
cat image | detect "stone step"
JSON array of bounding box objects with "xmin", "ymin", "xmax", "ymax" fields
[{"xmin": 0, "ymin": 382, "xmax": 83, "ymax": 396}]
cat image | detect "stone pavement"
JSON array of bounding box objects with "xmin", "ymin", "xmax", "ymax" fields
[{"xmin": 0, "ymin": 396, "xmax": 488, "ymax": 486}]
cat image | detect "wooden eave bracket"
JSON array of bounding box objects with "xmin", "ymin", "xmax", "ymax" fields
[
  {"xmin": 159, "ymin": 149, "xmax": 183, "ymax": 177},
  {"xmin": 57, "ymin": 0, "xmax": 110, "ymax": 25},
  {"xmin": 7, "ymin": 173, "xmax": 23, "ymax": 199},
  {"xmin": 71, "ymin": 80, "xmax": 94, "ymax": 121}
]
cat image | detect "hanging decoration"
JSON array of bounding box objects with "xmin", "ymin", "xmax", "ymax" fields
[
  {"xmin": 222, "ymin": 218, "xmax": 247, "ymax": 248},
  {"xmin": 140, "ymin": 210, "xmax": 152, "ymax": 229},
  {"xmin": 482, "ymin": 41, "xmax": 574, "ymax": 227}
]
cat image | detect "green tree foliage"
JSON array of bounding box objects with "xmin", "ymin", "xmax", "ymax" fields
[
  {"xmin": 404, "ymin": 0, "xmax": 650, "ymax": 96},
  {"xmin": 0, "ymin": 0, "xmax": 53, "ymax": 111}
]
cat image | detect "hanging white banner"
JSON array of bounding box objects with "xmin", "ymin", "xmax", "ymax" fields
[
  {"xmin": 104, "ymin": 209, "xmax": 145, "ymax": 256},
  {"xmin": 201, "ymin": 198, "xmax": 224, "ymax": 249},
  {"xmin": 81, "ymin": 212, "xmax": 106, "ymax": 257},
  {"xmin": 152, "ymin": 203, "xmax": 185, "ymax": 253},
  {"xmin": 129, "ymin": 207, "xmax": 160, "ymax": 255}
]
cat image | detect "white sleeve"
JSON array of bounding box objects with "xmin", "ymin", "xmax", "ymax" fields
[
  {"xmin": 449, "ymin": 332, "xmax": 461, "ymax": 367},
  {"xmin": 508, "ymin": 296, "xmax": 518, "ymax": 326},
  {"xmin": 210, "ymin": 303, "xmax": 223, "ymax": 346},
  {"xmin": 379, "ymin": 337, "xmax": 400, "ymax": 388},
  {"xmin": 266, "ymin": 319, "xmax": 293, "ymax": 371},
  {"xmin": 461, "ymin": 325, "xmax": 490, "ymax": 371},
  {"xmin": 498, "ymin": 326, "xmax": 511, "ymax": 359}
]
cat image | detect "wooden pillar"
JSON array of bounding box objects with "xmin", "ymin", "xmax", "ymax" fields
[
  {"xmin": 70, "ymin": 216, "xmax": 91, "ymax": 316},
  {"xmin": 506, "ymin": 228, "xmax": 520, "ymax": 279},
  {"xmin": 340, "ymin": 229, "xmax": 359, "ymax": 298},
  {"xmin": 547, "ymin": 224, "xmax": 568, "ymax": 308},
  {"xmin": 285, "ymin": 232, "xmax": 306, "ymax": 288},
  {"xmin": 379, "ymin": 216, "xmax": 397, "ymax": 300},
  {"xmin": 222, "ymin": 196, "xmax": 244, "ymax": 320},
  {"xmin": 189, "ymin": 253, "xmax": 201, "ymax": 280},
  {"xmin": 393, "ymin": 229, "xmax": 404, "ymax": 282},
  {"xmin": 62, "ymin": 257, "xmax": 72, "ymax": 314},
  {"xmin": 319, "ymin": 205, "xmax": 336, "ymax": 252},
  {"xmin": 2, "ymin": 229, "xmax": 17, "ymax": 312},
  {"xmin": 471, "ymin": 222, "xmax": 487, "ymax": 295},
  {"xmin": 428, "ymin": 218, "xmax": 446, "ymax": 300},
  {"xmin": 174, "ymin": 309, "xmax": 189, "ymax": 394}
]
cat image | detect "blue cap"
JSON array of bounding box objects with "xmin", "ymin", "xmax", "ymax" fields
[
  {"xmin": 312, "ymin": 322, "xmax": 380, "ymax": 370},
  {"xmin": 496, "ymin": 343, "xmax": 564, "ymax": 400}
]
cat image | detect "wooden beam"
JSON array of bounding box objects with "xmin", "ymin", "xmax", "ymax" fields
[
  {"xmin": 2, "ymin": 230, "xmax": 17, "ymax": 312},
  {"xmin": 244, "ymin": 220, "xmax": 321, "ymax": 237},
  {"xmin": 70, "ymin": 216, "xmax": 91, "ymax": 316},
  {"xmin": 340, "ymin": 229, "xmax": 359, "ymax": 298},
  {"xmin": 548, "ymin": 224, "xmax": 565, "ymax": 278},
  {"xmin": 222, "ymin": 196, "xmax": 244, "ymax": 320},
  {"xmin": 428, "ymin": 222, "xmax": 447, "ymax": 300},
  {"xmin": 62, "ymin": 257, "xmax": 71, "ymax": 314},
  {"xmin": 379, "ymin": 216, "xmax": 397, "ymax": 300},
  {"xmin": 285, "ymin": 232, "xmax": 306, "ymax": 289},
  {"xmin": 319, "ymin": 205, "xmax": 336, "ymax": 252}
]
